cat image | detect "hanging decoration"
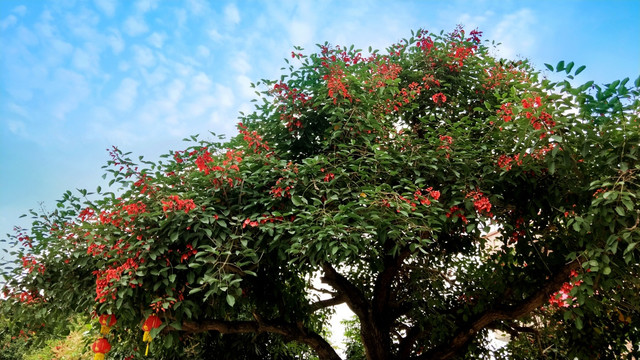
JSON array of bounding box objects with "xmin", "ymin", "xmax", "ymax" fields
[
  {"xmin": 98, "ymin": 314, "xmax": 117, "ymax": 335},
  {"xmin": 141, "ymin": 314, "xmax": 163, "ymax": 356},
  {"xmin": 91, "ymin": 337, "xmax": 112, "ymax": 360}
]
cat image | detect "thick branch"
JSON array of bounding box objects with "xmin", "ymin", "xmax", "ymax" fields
[
  {"xmin": 181, "ymin": 317, "xmax": 341, "ymax": 360},
  {"xmin": 322, "ymin": 263, "xmax": 390, "ymax": 360},
  {"xmin": 373, "ymin": 248, "xmax": 411, "ymax": 317},
  {"xmin": 420, "ymin": 258, "xmax": 581, "ymax": 360},
  {"xmin": 320, "ymin": 263, "xmax": 369, "ymax": 319},
  {"xmin": 310, "ymin": 294, "xmax": 347, "ymax": 312}
]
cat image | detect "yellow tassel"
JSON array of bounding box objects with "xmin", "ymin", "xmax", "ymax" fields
[
  {"xmin": 143, "ymin": 330, "xmax": 150, "ymax": 342},
  {"xmin": 145, "ymin": 342, "xmax": 150, "ymax": 356},
  {"xmin": 94, "ymin": 354, "xmax": 105, "ymax": 360},
  {"xmin": 100, "ymin": 325, "xmax": 111, "ymax": 335}
]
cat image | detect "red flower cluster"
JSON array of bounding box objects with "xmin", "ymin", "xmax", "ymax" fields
[
  {"xmin": 415, "ymin": 29, "xmax": 434, "ymax": 53},
  {"xmin": 239, "ymin": 123, "xmax": 271, "ymax": 154},
  {"xmin": 483, "ymin": 63, "xmax": 529, "ymax": 92},
  {"xmin": 432, "ymin": 92, "xmax": 447, "ymax": 104},
  {"xmin": 468, "ymin": 191, "xmax": 493, "ymax": 218},
  {"xmin": 243, "ymin": 218, "xmax": 259, "ymax": 228},
  {"xmin": 496, "ymin": 102, "xmax": 513, "ymax": 122},
  {"xmin": 549, "ymin": 270, "xmax": 582, "ymax": 308},
  {"xmin": 324, "ymin": 64, "xmax": 351, "ymax": 104},
  {"xmin": 93, "ymin": 257, "xmax": 141, "ymax": 303},
  {"xmin": 413, "ymin": 187, "xmax": 441, "ymax": 206},
  {"xmin": 509, "ymin": 217, "xmax": 526, "ymax": 244},
  {"xmin": 270, "ymin": 177, "xmax": 294, "ymax": 198},
  {"xmin": 162, "ymin": 195, "xmax": 197, "ymax": 214},
  {"xmin": 446, "ymin": 206, "xmax": 468, "ymax": 224},
  {"xmin": 180, "ymin": 244, "xmax": 198, "ymax": 263},
  {"xmin": 21, "ymin": 255, "xmax": 45, "ymax": 274}
]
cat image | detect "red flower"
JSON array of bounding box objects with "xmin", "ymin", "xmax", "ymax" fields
[{"xmin": 432, "ymin": 92, "xmax": 447, "ymax": 104}]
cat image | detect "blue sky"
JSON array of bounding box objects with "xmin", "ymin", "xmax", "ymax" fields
[{"xmin": 1, "ymin": 0, "xmax": 639, "ymax": 260}]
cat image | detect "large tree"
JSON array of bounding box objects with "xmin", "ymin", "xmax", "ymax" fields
[{"xmin": 2, "ymin": 27, "xmax": 639, "ymax": 359}]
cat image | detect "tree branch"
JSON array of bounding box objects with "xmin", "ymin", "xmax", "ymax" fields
[
  {"xmin": 373, "ymin": 248, "xmax": 411, "ymax": 317},
  {"xmin": 310, "ymin": 294, "xmax": 348, "ymax": 312},
  {"xmin": 320, "ymin": 263, "xmax": 369, "ymax": 319},
  {"xmin": 419, "ymin": 258, "xmax": 581, "ymax": 360},
  {"xmin": 321, "ymin": 262, "xmax": 389, "ymax": 360},
  {"xmin": 181, "ymin": 317, "xmax": 342, "ymax": 360}
]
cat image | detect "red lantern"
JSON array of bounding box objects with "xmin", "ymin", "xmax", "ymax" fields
[
  {"xmin": 98, "ymin": 314, "xmax": 117, "ymax": 335},
  {"xmin": 141, "ymin": 314, "xmax": 162, "ymax": 356},
  {"xmin": 91, "ymin": 337, "xmax": 111, "ymax": 360}
]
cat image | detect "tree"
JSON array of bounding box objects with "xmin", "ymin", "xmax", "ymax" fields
[{"xmin": 2, "ymin": 27, "xmax": 639, "ymax": 359}]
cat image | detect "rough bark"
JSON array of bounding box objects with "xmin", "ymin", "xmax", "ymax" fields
[{"xmin": 180, "ymin": 317, "xmax": 341, "ymax": 360}]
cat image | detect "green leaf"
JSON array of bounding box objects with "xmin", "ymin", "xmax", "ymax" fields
[
  {"xmin": 226, "ymin": 294, "xmax": 236, "ymax": 307},
  {"xmin": 575, "ymin": 316, "xmax": 583, "ymax": 330},
  {"xmin": 624, "ymin": 242, "xmax": 637, "ymax": 255},
  {"xmin": 574, "ymin": 65, "xmax": 586, "ymax": 76},
  {"xmin": 615, "ymin": 206, "xmax": 625, "ymax": 216},
  {"xmin": 564, "ymin": 61, "xmax": 574, "ymax": 74},
  {"xmin": 556, "ymin": 60, "xmax": 565, "ymax": 72},
  {"xmin": 189, "ymin": 288, "xmax": 203, "ymax": 295},
  {"xmin": 544, "ymin": 63, "xmax": 554, "ymax": 71},
  {"xmin": 291, "ymin": 195, "xmax": 303, "ymax": 207}
]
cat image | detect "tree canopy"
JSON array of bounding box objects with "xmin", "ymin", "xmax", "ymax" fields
[{"xmin": 2, "ymin": 27, "xmax": 640, "ymax": 359}]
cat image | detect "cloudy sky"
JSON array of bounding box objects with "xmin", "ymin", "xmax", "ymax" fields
[{"xmin": 1, "ymin": 0, "xmax": 639, "ymax": 259}]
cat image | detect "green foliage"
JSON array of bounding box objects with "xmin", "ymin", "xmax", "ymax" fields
[{"xmin": 1, "ymin": 26, "xmax": 639, "ymax": 359}]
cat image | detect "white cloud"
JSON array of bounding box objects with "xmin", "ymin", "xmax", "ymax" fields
[
  {"xmin": 49, "ymin": 68, "xmax": 90, "ymax": 120},
  {"xmin": 132, "ymin": 45, "xmax": 155, "ymax": 67},
  {"xmin": 123, "ymin": 16, "xmax": 148, "ymax": 36},
  {"xmin": 213, "ymin": 84, "xmax": 234, "ymax": 108},
  {"xmin": 289, "ymin": 20, "xmax": 314, "ymax": 47},
  {"xmin": 166, "ymin": 79, "xmax": 186, "ymax": 104},
  {"xmin": 107, "ymin": 28, "xmax": 124, "ymax": 54},
  {"xmin": 7, "ymin": 102, "xmax": 29, "ymax": 118},
  {"xmin": 71, "ymin": 47, "xmax": 99, "ymax": 73},
  {"xmin": 175, "ymin": 8, "xmax": 187, "ymax": 29},
  {"xmin": 94, "ymin": 0, "xmax": 116, "ymax": 17},
  {"xmin": 147, "ymin": 32, "xmax": 166, "ymax": 48},
  {"xmin": 112, "ymin": 77, "xmax": 139, "ymax": 111},
  {"xmin": 207, "ymin": 28, "xmax": 223, "ymax": 41},
  {"xmin": 12, "ymin": 5, "xmax": 27, "ymax": 16},
  {"xmin": 118, "ymin": 61, "xmax": 130, "ymax": 71},
  {"xmin": 196, "ymin": 45, "xmax": 210, "ymax": 58},
  {"xmin": 184, "ymin": 94, "xmax": 216, "ymax": 118},
  {"xmin": 190, "ymin": 72, "xmax": 213, "ymax": 93},
  {"xmin": 6, "ymin": 120, "xmax": 27, "ymax": 136},
  {"xmin": 231, "ymin": 52, "xmax": 251, "ymax": 74},
  {"xmin": 224, "ymin": 3, "xmax": 241, "ymax": 25},
  {"xmin": 489, "ymin": 8, "xmax": 537, "ymax": 59},
  {"xmin": 0, "ymin": 15, "xmax": 17, "ymax": 30},
  {"xmin": 187, "ymin": 0, "xmax": 208, "ymax": 15},
  {"xmin": 236, "ymin": 75, "xmax": 255, "ymax": 99},
  {"xmin": 135, "ymin": 0, "xmax": 158, "ymax": 13},
  {"xmin": 16, "ymin": 25, "xmax": 38, "ymax": 46},
  {"xmin": 140, "ymin": 66, "xmax": 169, "ymax": 86}
]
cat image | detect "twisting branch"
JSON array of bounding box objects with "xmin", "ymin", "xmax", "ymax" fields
[
  {"xmin": 180, "ymin": 317, "xmax": 341, "ymax": 360},
  {"xmin": 418, "ymin": 258, "xmax": 581, "ymax": 360}
]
